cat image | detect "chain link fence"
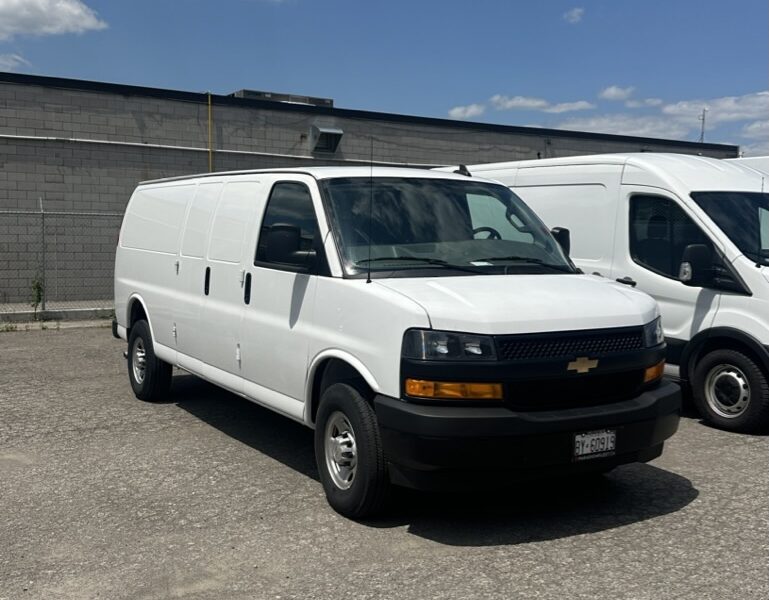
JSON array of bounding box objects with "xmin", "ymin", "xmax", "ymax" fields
[{"xmin": 0, "ymin": 208, "xmax": 123, "ymax": 320}]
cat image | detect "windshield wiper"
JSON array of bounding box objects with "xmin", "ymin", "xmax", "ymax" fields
[
  {"xmin": 354, "ymin": 256, "xmax": 483, "ymax": 274},
  {"xmin": 471, "ymin": 255, "xmax": 575, "ymax": 273}
]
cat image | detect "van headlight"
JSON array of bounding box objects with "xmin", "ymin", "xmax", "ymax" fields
[
  {"xmin": 643, "ymin": 317, "xmax": 664, "ymax": 347},
  {"xmin": 402, "ymin": 329, "xmax": 497, "ymax": 361}
]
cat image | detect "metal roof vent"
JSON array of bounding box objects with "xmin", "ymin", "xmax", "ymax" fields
[{"xmin": 311, "ymin": 124, "xmax": 344, "ymax": 153}]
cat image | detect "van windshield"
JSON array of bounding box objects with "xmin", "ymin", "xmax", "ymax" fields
[
  {"xmin": 320, "ymin": 177, "xmax": 576, "ymax": 278},
  {"xmin": 690, "ymin": 191, "xmax": 769, "ymax": 265}
]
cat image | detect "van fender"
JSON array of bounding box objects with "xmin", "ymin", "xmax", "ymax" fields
[
  {"xmin": 304, "ymin": 349, "xmax": 381, "ymax": 425},
  {"xmin": 680, "ymin": 326, "xmax": 769, "ymax": 381},
  {"xmin": 126, "ymin": 293, "xmax": 156, "ymax": 343}
]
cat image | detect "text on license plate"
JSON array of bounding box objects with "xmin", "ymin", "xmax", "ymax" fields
[{"xmin": 573, "ymin": 429, "xmax": 616, "ymax": 460}]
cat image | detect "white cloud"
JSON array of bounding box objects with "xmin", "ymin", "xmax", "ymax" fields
[
  {"xmin": 563, "ymin": 7, "xmax": 584, "ymax": 24},
  {"xmin": 742, "ymin": 119, "xmax": 769, "ymax": 139},
  {"xmin": 555, "ymin": 114, "xmax": 691, "ymax": 139},
  {"xmin": 491, "ymin": 94, "xmax": 549, "ymax": 110},
  {"xmin": 599, "ymin": 85, "xmax": 635, "ymax": 101},
  {"xmin": 544, "ymin": 100, "xmax": 595, "ymax": 114},
  {"xmin": 0, "ymin": 0, "xmax": 107, "ymax": 41},
  {"xmin": 625, "ymin": 98, "xmax": 663, "ymax": 108},
  {"xmin": 0, "ymin": 52, "xmax": 29, "ymax": 71},
  {"xmin": 448, "ymin": 103, "xmax": 485, "ymax": 120},
  {"xmin": 741, "ymin": 140, "xmax": 769, "ymax": 157},
  {"xmin": 491, "ymin": 94, "xmax": 594, "ymax": 114},
  {"xmin": 662, "ymin": 91, "xmax": 769, "ymax": 126}
]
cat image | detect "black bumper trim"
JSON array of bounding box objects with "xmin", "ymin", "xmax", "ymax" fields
[{"xmin": 374, "ymin": 381, "xmax": 681, "ymax": 489}]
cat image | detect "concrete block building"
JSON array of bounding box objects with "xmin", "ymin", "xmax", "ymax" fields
[{"xmin": 0, "ymin": 72, "xmax": 738, "ymax": 316}]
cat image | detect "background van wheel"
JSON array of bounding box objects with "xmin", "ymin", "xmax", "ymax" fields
[
  {"xmin": 692, "ymin": 349, "xmax": 769, "ymax": 433},
  {"xmin": 127, "ymin": 319, "xmax": 172, "ymax": 402},
  {"xmin": 314, "ymin": 383, "xmax": 390, "ymax": 519}
]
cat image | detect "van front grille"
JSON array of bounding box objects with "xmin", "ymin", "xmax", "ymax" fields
[
  {"xmin": 505, "ymin": 370, "xmax": 646, "ymax": 411},
  {"xmin": 495, "ymin": 328, "xmax": 644, "ymax": 361}
]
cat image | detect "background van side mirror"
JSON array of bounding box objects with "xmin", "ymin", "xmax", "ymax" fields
[
  {"xmin": 679, "ymin": 244, "xmax": 712, "ymax": 287},
  {"xmin": 264, "ymin": 224, "xmax": 316, "ymax": 269},
  {"xmin": 550, "ymin": 227, "xmax": 571, "ymax": 256}
]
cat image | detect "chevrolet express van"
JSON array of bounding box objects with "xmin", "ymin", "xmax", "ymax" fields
[
  {"xmin": 114, "ymin": 167, "xmax": 680, "ymax": 517},
  {"xmin": 452, "ymin": 154, "xmax": 769, "ymax": 433}
]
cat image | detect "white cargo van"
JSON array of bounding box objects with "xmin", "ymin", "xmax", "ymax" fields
[
  {"xmin": 728, "ymin": 156, "xmax": 769, "ymax": 177},
  {"xmin": 453, "ymin": 154, "xmax": 769, "ymax": 432},
  {"xmin": 114, "ymin": 167, "xmax": 680, "ymax": 517}
]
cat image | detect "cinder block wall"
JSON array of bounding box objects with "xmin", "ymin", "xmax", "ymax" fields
[{"xmin": 0, "ymin": 74, "xmax": 738, "ymax": 308}]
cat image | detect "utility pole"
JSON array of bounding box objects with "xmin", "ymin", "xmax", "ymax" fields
[{"xmin": 698, "ymin": 108, "xmax": 708, "ymax": 143}]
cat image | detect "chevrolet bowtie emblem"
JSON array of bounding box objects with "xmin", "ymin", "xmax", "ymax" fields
[{"xmin": 567, "ymin": 356, "xmax": 599, "ymax": 374}]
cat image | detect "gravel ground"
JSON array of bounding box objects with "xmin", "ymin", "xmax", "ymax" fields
[{"xmin": 1, "ymin": 326, "xmax": 767, "ymax": 600}]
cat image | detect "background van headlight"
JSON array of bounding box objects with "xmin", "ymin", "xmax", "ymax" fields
[
  {"xmin": 402, "ymin": 329, "xmax": 497, "ymax": 361},
  {"xmin": 643, "ymin": 317, "xmax": 665, "ymax": 347}
]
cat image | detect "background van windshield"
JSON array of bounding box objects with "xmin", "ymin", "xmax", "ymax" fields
[
  {"xmin": 690, "ymin": 192, "xmax": 769, "ymax": 265},
  {"xmin": 320, "ymin": 177, "xmax": 573, "ymax": 277}
]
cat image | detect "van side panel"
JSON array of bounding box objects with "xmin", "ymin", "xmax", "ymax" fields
[
  {"xmin": 512, "ymin": 165, "xmax": 622, "ymax": 276},
  {"xmin": 116, "ymin": 183, "xmax": 194, "ymax": 353},
  {"xmin": 121, "ymin": 185, "xmax": 190, "ymax": 253}
]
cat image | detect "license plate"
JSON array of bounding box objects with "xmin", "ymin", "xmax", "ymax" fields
[{"xmin": 573, "ymin": 429, "xmax": 616, "ymax": 461}]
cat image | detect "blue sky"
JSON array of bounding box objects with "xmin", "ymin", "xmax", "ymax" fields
[{"xmin": 0, "ymin": 0, "xmax": 767, "ymax": 154}]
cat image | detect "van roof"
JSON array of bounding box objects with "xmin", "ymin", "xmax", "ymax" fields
[
  {"xmin": 140, "ymin": 166, "xmax": 487, "ymax": 186},
  {"xmin": 462, "ymin": 152, "xmax": 766, "ymax": 192}
]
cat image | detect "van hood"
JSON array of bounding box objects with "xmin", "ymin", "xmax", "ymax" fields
[{"xmin": 374, "ymin": 274, "xmax": 658, "ymax": 334}]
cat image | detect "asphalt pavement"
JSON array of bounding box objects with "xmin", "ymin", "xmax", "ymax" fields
[{"xmin": 1, "ymin": 326, "xmax": 767, "ymax": 599}]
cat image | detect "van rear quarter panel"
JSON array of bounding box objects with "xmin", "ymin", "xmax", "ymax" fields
[{"xmin": 116, "ymin": 183, "xmax": 195, "ymax": 351}]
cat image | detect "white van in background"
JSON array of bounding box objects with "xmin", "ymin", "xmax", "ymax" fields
[
  {"xmin": 114, "ymin": 166, "xmax": 680, "ymax": 517},
  {"xmin": 449, "ymin": 154, "xmax": 769, "ymax": 432},
  {"xmin": 728, "ymin": 156, "xmax": 769, "ymax": 177}
]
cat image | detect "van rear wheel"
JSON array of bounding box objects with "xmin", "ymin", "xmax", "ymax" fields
[
  {"xmin": 692, "ymin": 349, "xmax": 769, "ymax": 433},
  {"xmin": 127, "ymin": 319, "xmax": 172, "ymax": 402},
  {"xmin": 314, "ymin": 383, "xmax": 390, "ymax": 519}
]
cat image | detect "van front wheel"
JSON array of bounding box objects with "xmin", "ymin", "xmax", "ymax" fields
[
  {"xmin": 314, "ymin": 383, "xmax": 390, "ymax": 519},
  {"xmin": 127, "ymin": 319, "xmax": 172, "ymax": 402},
  {"xmin": 693, "ymin": 349, "xmax": 769, "ymax": 433}
]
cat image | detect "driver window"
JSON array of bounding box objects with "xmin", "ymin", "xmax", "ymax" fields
[{"xmin": 467, "ymin": 193, "xmax": 533, "ymax": 242}]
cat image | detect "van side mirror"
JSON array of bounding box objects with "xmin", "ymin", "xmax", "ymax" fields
[
  {"xmin": 550, "ymin": 227, "xmax": 571, "ymax": 256},
  {"xmin": 679, "ymin": 244, "xmax": 712, "ymax": 287},
  {"xmin": 264, "ymin": 224, "xmax": 316, "ymax": 269}
]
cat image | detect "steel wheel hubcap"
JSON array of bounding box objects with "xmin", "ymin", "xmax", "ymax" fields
[
  {"xmin": 705, "ymin": 364, "xmax": 750, "ymax": 418},
  {"xmin": 324, "ymin": 411, "xmax": 357, "ymax": 490},
  {"xmin": 132, "ymin": 338, "xmax": 147, "ymax": 385}
]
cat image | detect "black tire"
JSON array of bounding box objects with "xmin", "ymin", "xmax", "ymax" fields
[
  {"xmin": 314, "ymin": 383, "xmax": 390, "ymax": 519},
  {"xmin": 692, "ymin": 349, "xmax": 769, "ymax": 433},
  {"xmin": 127, "ymin": 319, "xmax": 172, "ymax": 402}
]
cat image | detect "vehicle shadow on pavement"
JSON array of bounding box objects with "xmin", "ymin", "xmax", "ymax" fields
[
  {"xmin": 172, "ymin": 373, "xmax": 699, "ymax": 547},
  {"xmin": 374, "ymin": 465, "xmax": 698, "ymax": 546},
  {"xmin": 170, "ymin": 374, "xmax": 319, "ymax": 481}
]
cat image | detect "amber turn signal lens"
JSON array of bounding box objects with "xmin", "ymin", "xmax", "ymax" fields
[
  {"xmin": 405, "ymin": 378, "xmax": 503, "ymax": 400},
  {"xmin": 644, "ymin": 360, "xmax": 665, "ymax": 383}
]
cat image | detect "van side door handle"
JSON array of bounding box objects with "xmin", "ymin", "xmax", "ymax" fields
[
  {"xmin": 244, "ymin": 272, "xmax": 252, "ymax": 305},
  {"xmin": 616, "ymin": 276, "xmax": 637, "ymax": 287},
  {"xmin": 204, "ymin": 266, "xmax": 211, "ymax": 295}
]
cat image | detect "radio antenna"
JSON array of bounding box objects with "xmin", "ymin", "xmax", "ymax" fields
[{"xmin": 366, "ymin": 136, "xmax": 374, "ymax": 284}]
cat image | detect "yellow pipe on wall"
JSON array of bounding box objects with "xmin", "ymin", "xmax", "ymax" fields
[{"xmin": 207, "ymin": 92, "xmax": 213, "ymax": 172}]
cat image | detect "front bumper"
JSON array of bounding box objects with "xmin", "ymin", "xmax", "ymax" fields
[{"xmin": 374, "ymin": 380, "xmax": 681, "ymax": 490}]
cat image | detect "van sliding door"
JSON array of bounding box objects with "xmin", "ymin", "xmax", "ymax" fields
[{"xmin": 194, "ymin": 180, "xmax": 265, "ymax": 390}]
